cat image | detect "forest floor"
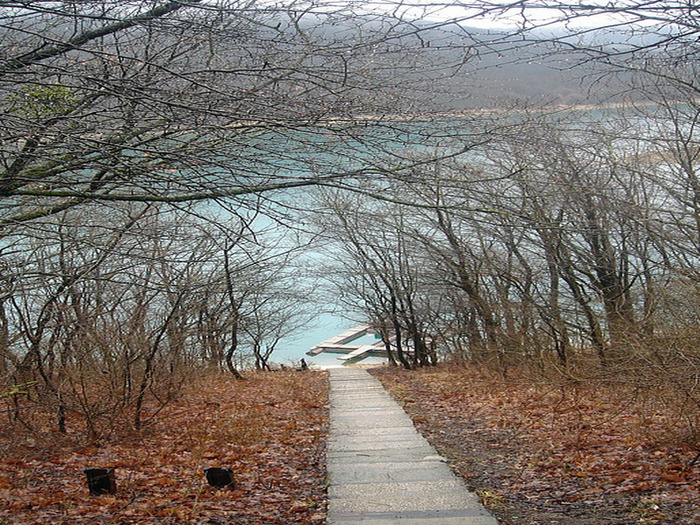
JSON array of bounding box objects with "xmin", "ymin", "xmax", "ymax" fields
[
  {"xmin": 0, "ymin": 370, "xmax": 328, "ymax": 524},
  {"xmin": 371, "ymin": 365, "xmax": 700, "ymax": 524},
  {"xmin": 3, "ymin": 366, "xmax": 699, "ymax": 524}
]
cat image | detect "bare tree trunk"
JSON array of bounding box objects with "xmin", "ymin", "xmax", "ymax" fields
[
  {"xmin": 558, "ymin": 256, "xmax": 608, "ymax": 365},
  {"xmin": 223, "ymin": 246, "xmax": 244, "ymax": 380},
  {"xmin": 134, "ymin": 291, "xmax": 184, "ymax": 430},
  {"xmin": 435, "ymin": 210, "xmax": 503, "ymax": 360}
]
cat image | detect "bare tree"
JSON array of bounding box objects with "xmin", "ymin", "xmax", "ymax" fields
[{"xmin": 0, "ymin": 0, "xmax": 482, "ymax": 228}]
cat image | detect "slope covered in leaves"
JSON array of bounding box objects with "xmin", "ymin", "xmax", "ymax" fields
[
  {"xmin": 0, "ymin": 371, "xmax": 328, "ymax": 524},
  {"xmin": 372, "ymin": 365, "xmax": 700, "ymax": 524}
]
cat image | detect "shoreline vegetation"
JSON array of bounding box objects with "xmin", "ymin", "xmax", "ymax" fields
[
  {"xmin": 225, "ymin": 100, "xmax": 670, "ymax": 129},
  {"xmin": 332, "ymin": 99, "xmax": 671, "ymax": 124}
]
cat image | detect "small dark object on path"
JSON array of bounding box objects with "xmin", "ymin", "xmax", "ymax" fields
[
  {"xmin": 84, "ymin": 467, "xmax": 117, "ymax": 496},
  {"xmin": 204, "ymin": 467, "xmax": 235, "ymax": 488}
]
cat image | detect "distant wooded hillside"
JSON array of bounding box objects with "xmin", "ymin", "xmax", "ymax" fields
[{"xmin": 389, "ymin": 23, "xmax": 643, "ymax": 110}]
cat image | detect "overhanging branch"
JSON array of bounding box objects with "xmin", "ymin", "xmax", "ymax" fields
[{"xmin": 1, "ymin": 1, "xmax": 202, "ymax": 74}]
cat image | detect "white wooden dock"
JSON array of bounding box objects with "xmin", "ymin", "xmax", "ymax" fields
[{"xmin": 308, "ymin": 325, "xmax": 391, "ymax": 362}]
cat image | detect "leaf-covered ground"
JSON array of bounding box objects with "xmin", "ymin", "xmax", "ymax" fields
[
  {"xmin": 0, "ymin": 371, "xmax": 328, "ymax": 524},
  {"xmin": 371, "ymin": 365, "xmax": 700, "ymax": 524}
]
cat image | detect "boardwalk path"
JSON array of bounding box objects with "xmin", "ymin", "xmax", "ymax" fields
[{"xmin": 326, "ymin": 367, "xmax": 498, "ymax": 524}]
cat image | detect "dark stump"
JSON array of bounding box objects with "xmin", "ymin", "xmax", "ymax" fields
[{"xmin": 84, "ymin": 467, "xmax": 117, "ymax": 496}]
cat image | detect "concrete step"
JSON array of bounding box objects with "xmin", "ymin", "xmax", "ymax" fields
[{"xmin": 327, "ymin": 367, "xmax": 499, "ymax": 524}]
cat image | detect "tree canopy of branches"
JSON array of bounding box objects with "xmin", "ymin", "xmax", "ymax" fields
[
  {"xmin": 0, "ymin": 0, "xmax": 477, "ymax": 435},
  {"xmin": 6, "ymin": 2, "xmax": 511, "ymax": 231},
  {"xmin": 4, "ymin": 0, "xmax": 700, "ymax": 438}
]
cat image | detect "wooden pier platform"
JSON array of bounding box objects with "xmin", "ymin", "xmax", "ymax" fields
[{"xmin": 308, "ymin": 325, "xmax": 390, "ymax": 362}]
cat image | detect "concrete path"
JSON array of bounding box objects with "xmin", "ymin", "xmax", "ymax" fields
[{"xmin": 326, "ymin": 367, "xmax": 499, "ymax": 524}]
